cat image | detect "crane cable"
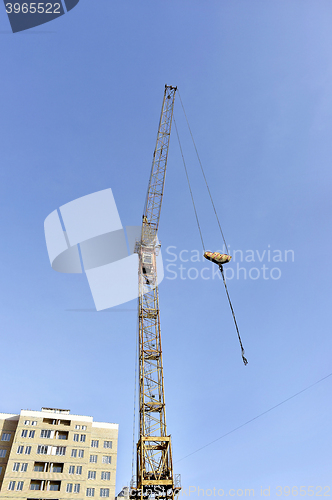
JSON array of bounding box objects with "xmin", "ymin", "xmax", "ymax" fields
[
  {"xmin": 174, "ymin": 100, "xmax": 248, "ymax": 366},
  {"xmin": 173, "ymin": 117, "xmax": 205, "ymax": 251},
  {"xmin": 220, "ymin": 265, "xmax": 248, "ymax": 365},
  {"xmin": 178, "ymin": 90, "xmax": 229, "ymax": 255}
]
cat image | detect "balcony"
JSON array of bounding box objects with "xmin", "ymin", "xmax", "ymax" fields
[
  {"xmin": 42, "ymin": 417, "xmax": 71, "ymax": 426},
  {"xmin": 33, "ymin": 462, "xmax": 64, "ymax": 473},
  {"xmin": 30, "ymin": 479, "xmax": 61, "ymax": 491}
]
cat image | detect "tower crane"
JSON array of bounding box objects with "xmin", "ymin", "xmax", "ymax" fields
[
  {"xmin": 130, "ymin": 85, "xmax": 180, "ymax": 500},
  {"xmin": 129, "ymin": 84, "xmax": 247, "ymax": 499}
]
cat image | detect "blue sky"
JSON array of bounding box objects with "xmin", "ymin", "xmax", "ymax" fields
[{"xmin": 1, "ymin": 0, "xmax": 332, "ymax": 496}]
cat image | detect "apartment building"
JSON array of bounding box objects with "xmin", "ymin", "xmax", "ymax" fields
[{"xmin": 0, "ymin": 407, "xmax": 118, "ymax": 499}]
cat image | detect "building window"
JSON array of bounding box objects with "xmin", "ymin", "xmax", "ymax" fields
[
  {"xmin": 102, "ymin": 456, "xmax": 111, "ymax": 464},
  {"xmin": 82, "ymin": 425, "xmax": 87, "ymax": 430},
  {"xmin": 69, "ymin": 465, "xmax": 75, "ymax": 474},
  {"xmin": 86, "ymin": 487, "xmax": 95, "ymax": 497},
  {"xmin": 80, "ymin": 434, "xmax": 86, "ymax": 442},
  {"xmin": 25, "ymin": 445, "xmax": 32, "ymax": 454},
  {"xmin": 67, "ymin": 483, "xmax": 73, "ymax": 493},
  {"xmin": 101, "ymin": 471, "xmax": 110, "ymax": 481},
  {"xmin": 21, "ymin": 429, "xmax": 28, "ymax": 438},
  {"xmin": 78, "ymin": 449, "xmax": 84, "ymax": 458},
  {"xmin": 57, "ymin": 432, "xmax": 68, "ymax": 440},
  {"xmin": 75, "ymin": 425, "xmax": 80, "ymax": 430},
  {"xmin": 100, "ymin": 488, "xmax": 110, "ymax": 497},
  {"xmin": 1, "ymin": 433, "xmax": 11, "ymax": 441},
  {"xmin": 24, "ymin": 420, "xmax": 30, "ymax": 425},
  {"xmin": 76, "ymin": 465, "xmax": 82, "ymax": 475},
  {"xmin": 0, "ymin": 449, "xmax": 7, "ymax": 458},
  {"xmin": 43, "ymin": 417, "xmax": 56, "ymax": 425},
  {"xmin": 16, "ymin": 481, "xmax": 24, "ymax": 491},
  {"xmin": 21, "ymin": 463, "xmax": 28, "ymax": 472},
  {"xmin": 89, "ymin": 455, "xmax": 97, "ymax": 463},
  {"xmin": 55, "ymin": 446, "xmax": 66, "ymax": 455},
  {"xmin": 104, "ymin": 441, "xmax": 112, "ymax": 449},
  {"xmin": 0, "ymin": 466, "xmax": 2, "ymax": 475},
  {"xmin": 37, "ymin": 445, "xmax": 49, "ymax": 454},
  {"xmin": 52, "ymin": 463, "xmax": 64, "ymax": 473},
  {"xmin": 74, "ymin": 483, "xmax": 80, "ymax": 493},
  {"xmin": 73, "ymin": 434, "xmax": 79, "ymax": 442},
  {"xmin": 31, "ymin": 421, "xmax": 37, "ymax": 426},
  {"xmin": 30, "ymin": 480, "xmax": 42, "ymax": 490},
  {"xmin": 91, "ymin": 440, "xmax": 99, "ymax": 448},
  {"xmin": 88, "ymin": 470, "xmax": 96, "ymax": 480},
  {"xmin": 50, "ymin": 482, "xmax": 60, "ymax": 491},
  {"xmin": 29, "ymin": 430, "xmax": 35, "ymax": 438},
  {"xmin": 8, "ymin": 481, "xmax": 15, "ymax": 490},
  {"xmin": 17, "ymin": 445, "xmax": 24, "ymax": 454},
  {"xmin": 41, "ymin": 429, "xmax": 52, "ymax": 439},
  {"xmin": 71, "ymin": 449, "xmax": 77, "ymax": 458},
  {"xmin": 13, "ymin": 462, "xmax": 20, "ymax": 472}
]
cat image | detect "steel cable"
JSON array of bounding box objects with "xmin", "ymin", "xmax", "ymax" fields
[
  {"xmin": 178, "ymin": 90, "xmax": 229, "ymax": 254},
  {"xmin": 174, "ymin": 117, "xmax": 205, "ymax": 251},
  {"xmin": 175, "ymin": 98, "xmax": 247, "ymax": 366},
  {"xmin": 220, "ymin": 265, "xmax": 248, "ymax": 365}
]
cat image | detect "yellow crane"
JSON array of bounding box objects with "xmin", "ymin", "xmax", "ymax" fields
[
  {"xmin": 130, "ymin": 85, "xmax": 180, "ymax": 499},
  {"xmin": 129, "ymin": 84, "xmax": 247, "ymax": 499}
]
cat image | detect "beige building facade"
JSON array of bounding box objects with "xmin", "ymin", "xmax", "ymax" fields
[{"xmin": 0, "ymin": 407, "xmax": 118, "ymax": 499}]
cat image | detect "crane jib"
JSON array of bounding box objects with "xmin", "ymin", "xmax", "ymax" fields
[{"xmin": 142, "ymin": 85, "xmax": 177, "ymax": 243}]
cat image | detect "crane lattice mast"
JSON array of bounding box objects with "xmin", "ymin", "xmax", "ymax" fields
[{"xmin": 131, "ymin": 85, "xmax": 180, "ymax": 499}]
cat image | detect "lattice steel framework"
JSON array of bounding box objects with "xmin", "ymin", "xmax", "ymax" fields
[{"xmin": 131, "ymin": 86, "xmax": 180, "ymax": 499}]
